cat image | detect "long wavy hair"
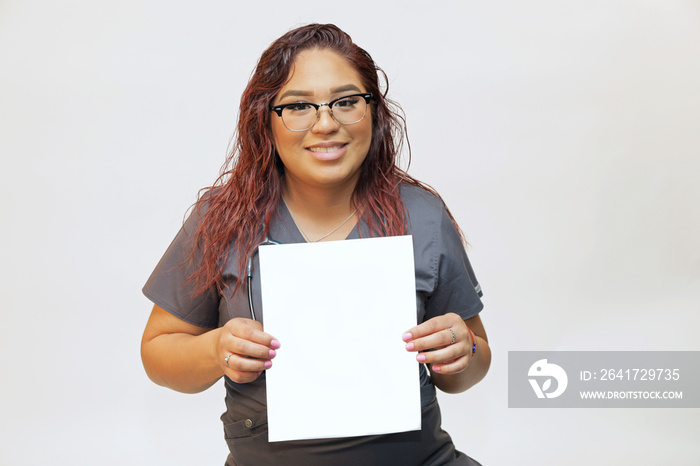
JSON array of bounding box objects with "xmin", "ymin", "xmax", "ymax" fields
[{"xmin": 187, "ymin": 23, "xmax": 460, "ymax": 296}]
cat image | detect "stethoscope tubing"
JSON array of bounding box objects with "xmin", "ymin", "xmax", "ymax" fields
[{"xmin": 246, "ymin": 236, "xmax": 280, "ymax": 321}]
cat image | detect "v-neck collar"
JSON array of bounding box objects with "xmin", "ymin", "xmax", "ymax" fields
[{"xmin": 274, "ymin": 199, "xmax": 361, "ymax": 244}]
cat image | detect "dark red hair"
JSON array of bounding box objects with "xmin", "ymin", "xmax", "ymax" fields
[{"xmin": 187, "ymin": 23, "xmax": 460, "ymax": 296}]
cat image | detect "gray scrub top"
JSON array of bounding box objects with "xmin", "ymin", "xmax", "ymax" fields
[{"xmin": 143, "ymin": 183, "xmax": 484, "ymax": 465}]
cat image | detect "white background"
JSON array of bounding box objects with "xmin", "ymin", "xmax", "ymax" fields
[{"xmin": 1, "ymin": 1, "xmax": 698, "ymax": 464}]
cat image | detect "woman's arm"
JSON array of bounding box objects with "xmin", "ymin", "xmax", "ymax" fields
[
  {"xmin": 141, "ymin": 305, "xmax": 279, "ymax": 394},
  {"xmin": 403, "ymin": 313, "xmax": 491, "ymax": 394}
]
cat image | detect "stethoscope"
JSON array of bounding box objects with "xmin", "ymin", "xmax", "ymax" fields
[{"xmin": 246, "ymin": 235, "xmax": 280, "ymax": 322}]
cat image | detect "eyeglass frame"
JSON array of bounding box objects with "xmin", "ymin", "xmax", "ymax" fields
[{"xmin": 269, "ymin": 92, "xmax": 374, "ymax": 132}]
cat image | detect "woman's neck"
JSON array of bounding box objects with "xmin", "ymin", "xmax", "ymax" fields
[{"xmin": 281, "ymin": 177, "xmax": 359, "ymax": 242}]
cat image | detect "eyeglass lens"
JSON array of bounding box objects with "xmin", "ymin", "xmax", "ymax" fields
[{"xmin": 282, "ymin": 95, "xmax": 368, "ymax": 131}]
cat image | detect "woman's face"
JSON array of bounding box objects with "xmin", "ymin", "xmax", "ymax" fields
[{"xmin": 271, "ymin": 48, "xmax": 372, "ymax": 193}]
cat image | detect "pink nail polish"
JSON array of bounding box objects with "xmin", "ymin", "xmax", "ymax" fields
[
  {"xmin": 270, "ymin": 340, "xmax": 281, "ymax": 349},
  {"xmin": 405, "ymin": 342, "xmax": 415, "ymax": 351},
  {"xmin": 269, "ymin": 349, "xmax": 277, "ymax": 358},
  {"xmin": 433, "ymin": 365, "xmax": 441, "ymax": 372},
  {"xmin": 417, "ymin": 354, "xmax": 426, "ymax": 363},
  {"xmin": 264, "ymin": 360, "xmax": 272, "ymax": 369},
  {"xmin": 402, "ymin": 333, "xmax": 412, "ymax": 342}
]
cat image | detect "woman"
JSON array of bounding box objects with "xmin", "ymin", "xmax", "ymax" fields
[{"xmin": 142, "ymin": 23, "xmax": 491, "ymax": 465}]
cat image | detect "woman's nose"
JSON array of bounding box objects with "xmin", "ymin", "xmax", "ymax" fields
[{"xmin": 310, "ymin": 106, "xmax": 340, "ymax": 133}]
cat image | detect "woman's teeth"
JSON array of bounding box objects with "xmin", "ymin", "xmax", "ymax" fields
[{"xmin": 308, "ymin": 145, "xmax": 343, "ymax": 153}]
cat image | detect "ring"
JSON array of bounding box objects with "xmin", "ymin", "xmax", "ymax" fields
[
  {"xmin": 447, "ymin": 328, "xmax": 456, "ymax": 345},
  {"xmin": 224, "ymin": 353, "xmax": 233, "ymax": 368}
]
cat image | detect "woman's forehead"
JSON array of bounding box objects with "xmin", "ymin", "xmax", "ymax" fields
[{"xmin": 277, "ymin": 48, "xmax": 364, "ymax": 100}]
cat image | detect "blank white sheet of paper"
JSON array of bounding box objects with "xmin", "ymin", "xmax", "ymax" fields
[{"xmin": 258, "ymin": 235, "xmax": 421, "ymax": 442}]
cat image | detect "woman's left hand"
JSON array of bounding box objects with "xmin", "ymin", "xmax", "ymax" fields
[{"xmin": 402, "ymin": 312, "xmax": 475, "ymax": 375}]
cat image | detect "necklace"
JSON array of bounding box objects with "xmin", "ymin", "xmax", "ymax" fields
[{"xmin": 282, "ymin": 197, "xmax": 357, "ymax": 243}]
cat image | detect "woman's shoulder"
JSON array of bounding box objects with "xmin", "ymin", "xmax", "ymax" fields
[
  {"xmin": 399, "ymin": 182, "xmax": 447, "ymax": 219},
  {"xmin": 181, "ymin": 187, "xmax": 220, "ymax": 233},
  {"xmin": 399, "ymin": 181, "xmax": 466, "ymax": 247}
]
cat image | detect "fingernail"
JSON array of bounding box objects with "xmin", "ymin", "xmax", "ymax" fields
[
  {"xmin": 433, "ymin": 365, "xmax": 441, "ymax": 372},
  {"xmin": 402, "ymin": 333, "xmax": 413, "ymax": 342},
  {"xmin": 405, "ymin": 342, "xmax": 415, "ymax": 351},
  {"xmin": 417, "ymin": 354, "xmax": 426, "ymax": 363},
  {"xmin": 264, "ymin": 360, "xmax": 272, "ymax": 369},
  {"xmin": 269, "ymin": 349, "xmax": 277, "ymax": 358},
  {"xmin": 270, "ymin": 339, "xmax": 281, "ymax": 349}
]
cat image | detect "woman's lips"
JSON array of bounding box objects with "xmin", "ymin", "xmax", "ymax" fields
[{"xmin": 306, "ymin": 143, "xmax": 348, "ymax": 161}]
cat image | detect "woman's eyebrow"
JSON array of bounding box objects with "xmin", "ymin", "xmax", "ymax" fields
[
  {"xmin": 278, "ymin": 89, "xmax": 314, "ymax": 100},
  {"xmin": 331, "ymin": 84, "xmax": 362, "ymax": 94}
]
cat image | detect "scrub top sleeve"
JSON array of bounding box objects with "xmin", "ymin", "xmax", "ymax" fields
[
  {"xmin": 142, "ymin": 208, "xmax": 220, "ymax": 328},
  {"xmin": 424, "ymin": 203, "xmax": 484, "ymax": 323}
]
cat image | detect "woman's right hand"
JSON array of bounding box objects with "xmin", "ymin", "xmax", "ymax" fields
[
  {"xmin": 217, "ymin": 318, "xmax": 280, "ymax": 384},
  {"xmin": 142, "ymin": 306, "xmax": 281, "ymax": 393}
]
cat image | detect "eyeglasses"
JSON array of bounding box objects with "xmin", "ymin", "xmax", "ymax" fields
[{"xmin": 270, "ymin": 93, "xmax": 373, "ymax": 132}]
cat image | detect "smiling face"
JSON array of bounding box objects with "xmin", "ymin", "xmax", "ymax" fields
[{"xmin": 270, "ymin": 48, "xmax": 372, "ymax": 193}]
